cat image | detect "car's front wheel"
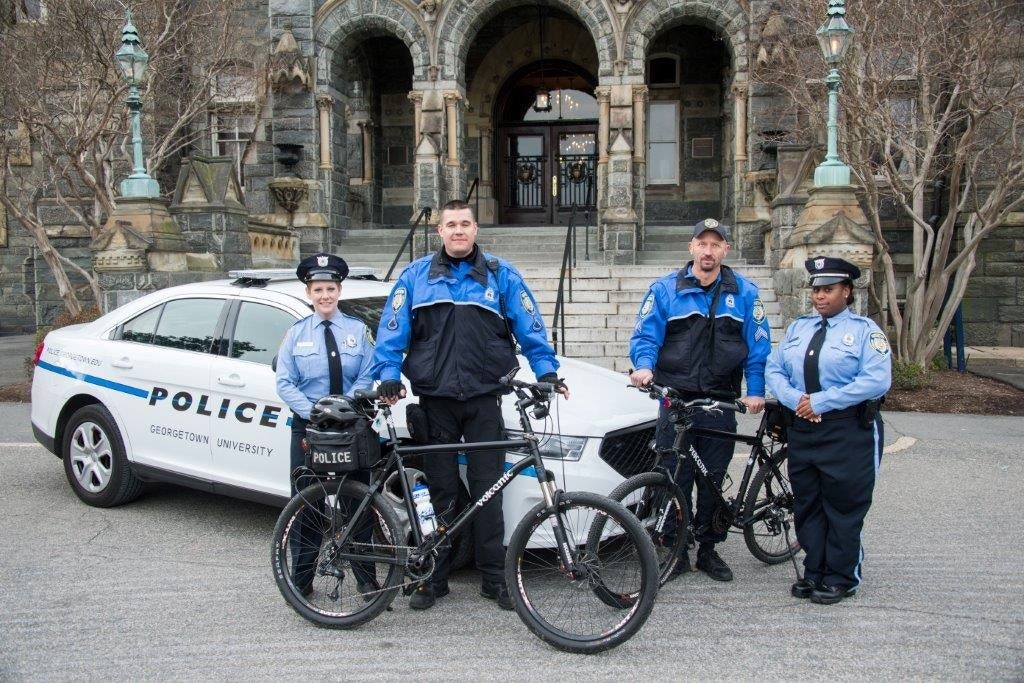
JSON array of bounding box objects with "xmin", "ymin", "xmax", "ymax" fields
[{"xmin": 62, "ymin": 404, "xmax": 143, "ymax": 507}]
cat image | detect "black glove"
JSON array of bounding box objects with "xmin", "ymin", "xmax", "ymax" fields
[
  {"xmin": 378, "ymin": 380, "xmax": 406, "ymax": 399},
  {"xmin": 537, "ymin": 373, "xmax": 568, "ymax": 393}
]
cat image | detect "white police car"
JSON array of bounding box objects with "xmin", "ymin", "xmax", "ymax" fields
[{"xmin": 31, "ymin": 268, "xmax": 658, "ymax": 542}]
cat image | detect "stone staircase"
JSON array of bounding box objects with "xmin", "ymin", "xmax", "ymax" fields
[{"xmin": 342, "ymin": 225, "xmax": 783, "ymax": 371}]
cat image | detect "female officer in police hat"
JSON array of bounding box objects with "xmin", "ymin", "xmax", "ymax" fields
[
  {"xmin": 765, "ymin": 256, "xmax": 891, "ymax": 604},
  {"xmin": 275, "ymin": 253, "xmax": 375, "ymax": 595}
]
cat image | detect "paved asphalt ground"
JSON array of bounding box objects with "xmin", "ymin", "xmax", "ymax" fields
[{"xmin": 1, "ymin": 402, "xmax": 1022, "ymax": 680}]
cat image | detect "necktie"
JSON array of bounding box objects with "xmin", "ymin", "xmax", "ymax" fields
[
  {"xmin": 322, "ymin": 320, "xmax": 343, "ymax": 395},
  {"xmin": 803, "ymin": 317, "xmax": 828, "ymax": 394}
]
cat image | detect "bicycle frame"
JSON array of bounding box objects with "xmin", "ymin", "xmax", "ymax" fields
[
  {"xmin": 318, "ymin": 385, "xmax": 579, "ymax": 577},
  {"xmin": 662, "ymin": 407, "xmax": 786, "ymax": 530}
]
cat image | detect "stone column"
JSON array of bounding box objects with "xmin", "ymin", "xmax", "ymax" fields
[
  {"xmin": 732, "ymin": 82, "xmax": 748, "ymax": 167},
  {"xmin": 596, "ymin": 87, "xmax": 611, "ymax": 165},
  {"xmin": 359, "ymin": 120, "xmax": 373, "ymax": 182},
  {"xmin": 444, "ymin": 92, "xmax": 461, "ymax": 167},
  {"xmin": 477, "ymin": 122, "xmax": 497, "ymax": 224},
  {"xmin": 408, "ymin": 91, "xmax": 424, "ymax": 150},
  {"xmin": 316, "ymin": 95, "xmax": 333, "ymax": 170},
  {"xmin": 632, "ymin": 86, "xmax": 648, "ymax": 163}
]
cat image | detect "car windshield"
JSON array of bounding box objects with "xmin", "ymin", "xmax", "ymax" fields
[{"xmin": 338, "ymin": 296, "xmax": 388, "ymax": 332}]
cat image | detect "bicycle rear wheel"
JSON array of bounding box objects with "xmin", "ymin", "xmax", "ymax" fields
[
  {"xmin": 742, "ymin": 448, "xmax": 800, "ymax": 564},
  {"xmin": 506, "ymin": 491, "xmax": 659, "ymax": 654},
  {"xmin": 604, "ymin": 471, "xmax": 688, "ymax": 587},
  {"xmin": 271, "ymin": 478, "xmax": 404, "ymax": 628}
]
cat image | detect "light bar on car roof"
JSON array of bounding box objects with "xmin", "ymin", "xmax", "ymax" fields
[{"xmin": 229, "ymin": 266, "xmax": 378, "ymax": 286}]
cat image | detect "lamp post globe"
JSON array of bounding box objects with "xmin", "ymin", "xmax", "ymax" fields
[
  {"xmin": 115, "ymin": 10, "xmax": 160, "ymax": 198},
  {"xmin": 813, "ymin": 0, "xmax": 855, "ymax": 187}
]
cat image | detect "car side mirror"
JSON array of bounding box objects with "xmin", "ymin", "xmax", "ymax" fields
[{"xmin": 271, "ymin": 354, "xmax": 278, "ymax": 372}]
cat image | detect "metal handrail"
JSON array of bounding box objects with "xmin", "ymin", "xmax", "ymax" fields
[
  {"xmin": 466, "ymin": 176, "xmax": 479, "ymax": 207},
  {"xmin": 551, "ymin": 203, "xmax": 579, "ymax": 356},
  {"xmin": 383, "ymin": 207, "xmax": 432, "ymax": 282}
]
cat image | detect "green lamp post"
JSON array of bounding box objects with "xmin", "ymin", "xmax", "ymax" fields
[
  {"xmin": 813, "ymin": 0, "xmax": 855, "ymax": 187},
  {"xmin": 114, "ymin": 11, "xmax": 160, "ymax": 198}
]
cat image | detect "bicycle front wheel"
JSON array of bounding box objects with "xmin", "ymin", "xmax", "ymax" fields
[
  {"xmin": 506, "ymin": 491, "xmax": 659, "ymax": 654},
  {"xmin": 605, "ymin": 471, "xmax": 688, "ymax": 587},
  {"xmin": 271, "ymin": 478, "xmax": 404, "ymax": 628},
  {"xmin": 742, "ymin": 448, "xmax": 800, "ymax": 564}
]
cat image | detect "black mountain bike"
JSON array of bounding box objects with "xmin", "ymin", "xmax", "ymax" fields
[
  {"xmin": 604, "ymin": 383, "xmax": 799, "ymax": 586},
  {"xmin": 270, "ymin": 377, "xmax": 659, "ymax": 655}
]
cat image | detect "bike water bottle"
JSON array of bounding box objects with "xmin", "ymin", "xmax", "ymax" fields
[{"xmin": 412, "ymin": 482, "xmax": 437, "ymax": 535}]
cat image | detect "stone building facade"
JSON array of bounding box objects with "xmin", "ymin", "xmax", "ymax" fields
[{"xmin": 2, "ymin": 0, "xmax": 1022, "ymax": 348}]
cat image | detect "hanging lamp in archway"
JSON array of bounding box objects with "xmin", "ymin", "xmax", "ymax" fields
[{"xmin": 533, "ymin": 2, "xmax": 552, "ymax": 112}]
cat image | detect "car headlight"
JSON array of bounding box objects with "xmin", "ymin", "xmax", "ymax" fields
[{"xmin": 507, "ymin": 430, "xmax": 587, "ymax": 461}]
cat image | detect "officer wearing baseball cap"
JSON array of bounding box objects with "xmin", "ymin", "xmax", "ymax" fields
[
  {"xmin": 276, "ymin": 251, "xmax": 375, "ymax": 598},
  {"xmin": 691, "ymin": 217, "xmax": 731, "ymax": 242},
  {"xmin": 630, "ymin": 216, "xmax": 772, "ymax": 582},
  {"xmin": 766, "ymin": 255, "xmax": 891, "ymax": 605},
  {"xmin": 296, "ymin": 253, "xmax": 350, "ymax": 283}
]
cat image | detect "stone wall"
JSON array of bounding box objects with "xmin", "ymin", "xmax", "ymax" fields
[{"xmin": 962, "ymin": 217, "xmax": 1024, "ymax": 346}]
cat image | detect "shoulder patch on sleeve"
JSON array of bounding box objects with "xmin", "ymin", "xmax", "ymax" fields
[
  {"xmin": 868, "ymin": 331, "xmax": 890, "ymax": 355},
  {"xmin": 640, "ymin": 293, "xmax": 655, "ymax": 318},
  {"xmin": 519, "ymin": 290, "xmax": 535, "ymax": 315},
  {"xmin": 391, "ymin": 286, "xmax": 407, "ymax": 312},
  {"xmin": 752, "ymin": 298, "xmax": 766, "ymax": 323}
]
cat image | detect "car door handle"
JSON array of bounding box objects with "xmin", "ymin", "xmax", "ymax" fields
[
  {"xmin": 217, "ymin": 374, "xmax": 246, "ymax": 388},
  {"xmin": 111, "ymin": 357, "xmax": 133, "ymax": 369}
]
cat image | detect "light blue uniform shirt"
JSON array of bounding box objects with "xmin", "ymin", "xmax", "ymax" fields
[
  {"xmin": 766, "ymin": 307, "xmax": 892, "ymax": 414},
  {"xmin": 275, "ymin": 310, "xmax": 375, "ymax": 420}
]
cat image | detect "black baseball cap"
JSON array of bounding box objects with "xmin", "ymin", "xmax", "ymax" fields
[{"xmin": 692, "ymin": 218, "xmax": 730, "ymax": 241}]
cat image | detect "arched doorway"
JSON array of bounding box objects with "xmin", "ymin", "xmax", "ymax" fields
[{"xmin": 495, "ymin": 61, "xmax": 598, "ymax": 225}]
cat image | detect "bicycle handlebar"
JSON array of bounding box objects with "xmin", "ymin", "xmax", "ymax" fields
[
  {"xmin": 499, "ymin": 376, "xmax": 556, "ymax": 396},
  {"xmin": 631, "ymin": 382, "xmax": 747, "ymax": 414}
]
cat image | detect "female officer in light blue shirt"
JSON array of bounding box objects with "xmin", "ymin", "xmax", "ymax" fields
[
  {"xmin": 275, "ymin": 253, "xmax": 375, "ymax": 596},
  {"xmin": 765, "ymin": 257, "xmax": 891, "ymax": 605}
]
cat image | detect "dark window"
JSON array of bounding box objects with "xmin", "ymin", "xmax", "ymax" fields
[
  {"xmin": 337, "ymin": 297, "xmax": 387, "ymax": 334},
  {"xmin": 151, "ymin": 298, "xmax": 224, "ymax": 353},
  {"xmin": 387, "ymin": 146, "xmax": 409, "ymax": 165},
  {"xmin": 230, "ymin": 302, "xmax": 297, "ymax": 365},
  {"xmin": 648, "ymin": 56, "xmax": 678, "ymax": 86},
  {"xmin": 120, "ymin": 306, "xmax": 162, "ymax": 345}
]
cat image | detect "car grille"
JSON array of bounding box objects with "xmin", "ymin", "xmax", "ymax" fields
[{"xmin": 599, "ymin": 421, "xmax": 658, "ymax": 480}]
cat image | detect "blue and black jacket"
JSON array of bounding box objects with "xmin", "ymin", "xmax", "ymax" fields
[
  {"xmin": 372, "ymin": 247, "xmax": 558, "ymax": 400},
  {"xmin": 630, "ymin": 262, "xmax": 771, "ymax": 398}
]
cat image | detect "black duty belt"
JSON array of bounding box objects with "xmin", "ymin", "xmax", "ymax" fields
[{"xmin": 819, "ymin": 405, "xmax": 860, "ymax": 421}]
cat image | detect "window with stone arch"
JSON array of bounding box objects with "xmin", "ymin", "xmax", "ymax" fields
[{"xmin": 208, "ymin": 61, "xmax": 259, "ymax": 187}]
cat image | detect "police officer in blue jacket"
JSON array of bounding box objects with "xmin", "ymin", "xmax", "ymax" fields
[
  {"xmin": 373, "ymin": 199, "xmax": 567, "ymax": 611},
  {"xmin": 275, "ymin": 253, "xmax": 375, "ymax": 596},
  {"xmin": 766, "ymin": 257, "xmax": 891, "ymax": 605},
  {"xmin": 630, "ymin": 218, "xmax": 772, "ymax": 582}
]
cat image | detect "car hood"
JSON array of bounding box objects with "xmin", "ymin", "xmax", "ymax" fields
[{"xmin": 512, "ymin": 356, "xmax": 657, "ymax": 437}]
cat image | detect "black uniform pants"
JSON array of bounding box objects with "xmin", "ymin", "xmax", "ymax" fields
[
  {"xmin": 655, "ymin": 404, "xmax": 737, "ymax": 548},
  {"xmin": 419, "ymin": 394, "xmax": 506, "ymax": 587},
  {"xmin": 787, "ymin": 414, "xmax": 883, "ymax": 591},
  {"xmin": 289, "ymin": 415, "xmax": 373, "ymax": 590}
]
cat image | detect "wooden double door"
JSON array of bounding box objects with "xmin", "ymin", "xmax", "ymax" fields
[{"xmin": 497, "ymin": 124, "xmax": 597, "ymax": 225}]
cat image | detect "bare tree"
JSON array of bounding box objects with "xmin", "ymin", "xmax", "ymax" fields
[
  {"xmin": 758, "ymin": 0, "xmax": 1024, "ymax": 368},
  {"xmin": 0, "ymin": 0, "xmax": 264, "ymax": 317}
]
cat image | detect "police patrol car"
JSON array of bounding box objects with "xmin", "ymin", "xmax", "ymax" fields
[{"xmin": 30, "ymin": 268, "xmax": 658, "ymax": 543}]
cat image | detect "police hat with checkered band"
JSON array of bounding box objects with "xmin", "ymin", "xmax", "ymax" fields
[
  {"xmin": 691, "ymin": 218, "xmax": 730, "ymax": 241},
  {"xmin": 805, "ymin": 256, "xmax": 861, "ymax": 287},
  {"xmin": 297, "ymin": 253, "xmax": 349, "ymax": 283}
]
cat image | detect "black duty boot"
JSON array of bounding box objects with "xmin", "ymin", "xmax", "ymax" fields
[
  {"xmin": 695, "ymin": 546, "xmax": 734, "ymax": 582},
  {"xmin": 667, "ymin": 550, "xmax": 692, "ymax": 581},
  {"xmin": 409, "ymin": 581, "xmax": 450, "ymax": 610},
  {"xmin": 481, "ymin": 580, "xmax": 515, "ymax": 611}
]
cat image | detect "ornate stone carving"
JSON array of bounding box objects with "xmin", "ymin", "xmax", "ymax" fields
[
  {"xmin": 91, "ymin": 220, "xmax": 152, "ymax": 273},
  {"xmin": 269, "ymin": 177, "xmax": 308, "ymax": 220},
  {"xmin": 268, "ymin": 27, "xmax": 313, "ymax": 93},
  {"xmin": 419, "ymin": 0, "xmax": 439, "ymax": 23}
]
